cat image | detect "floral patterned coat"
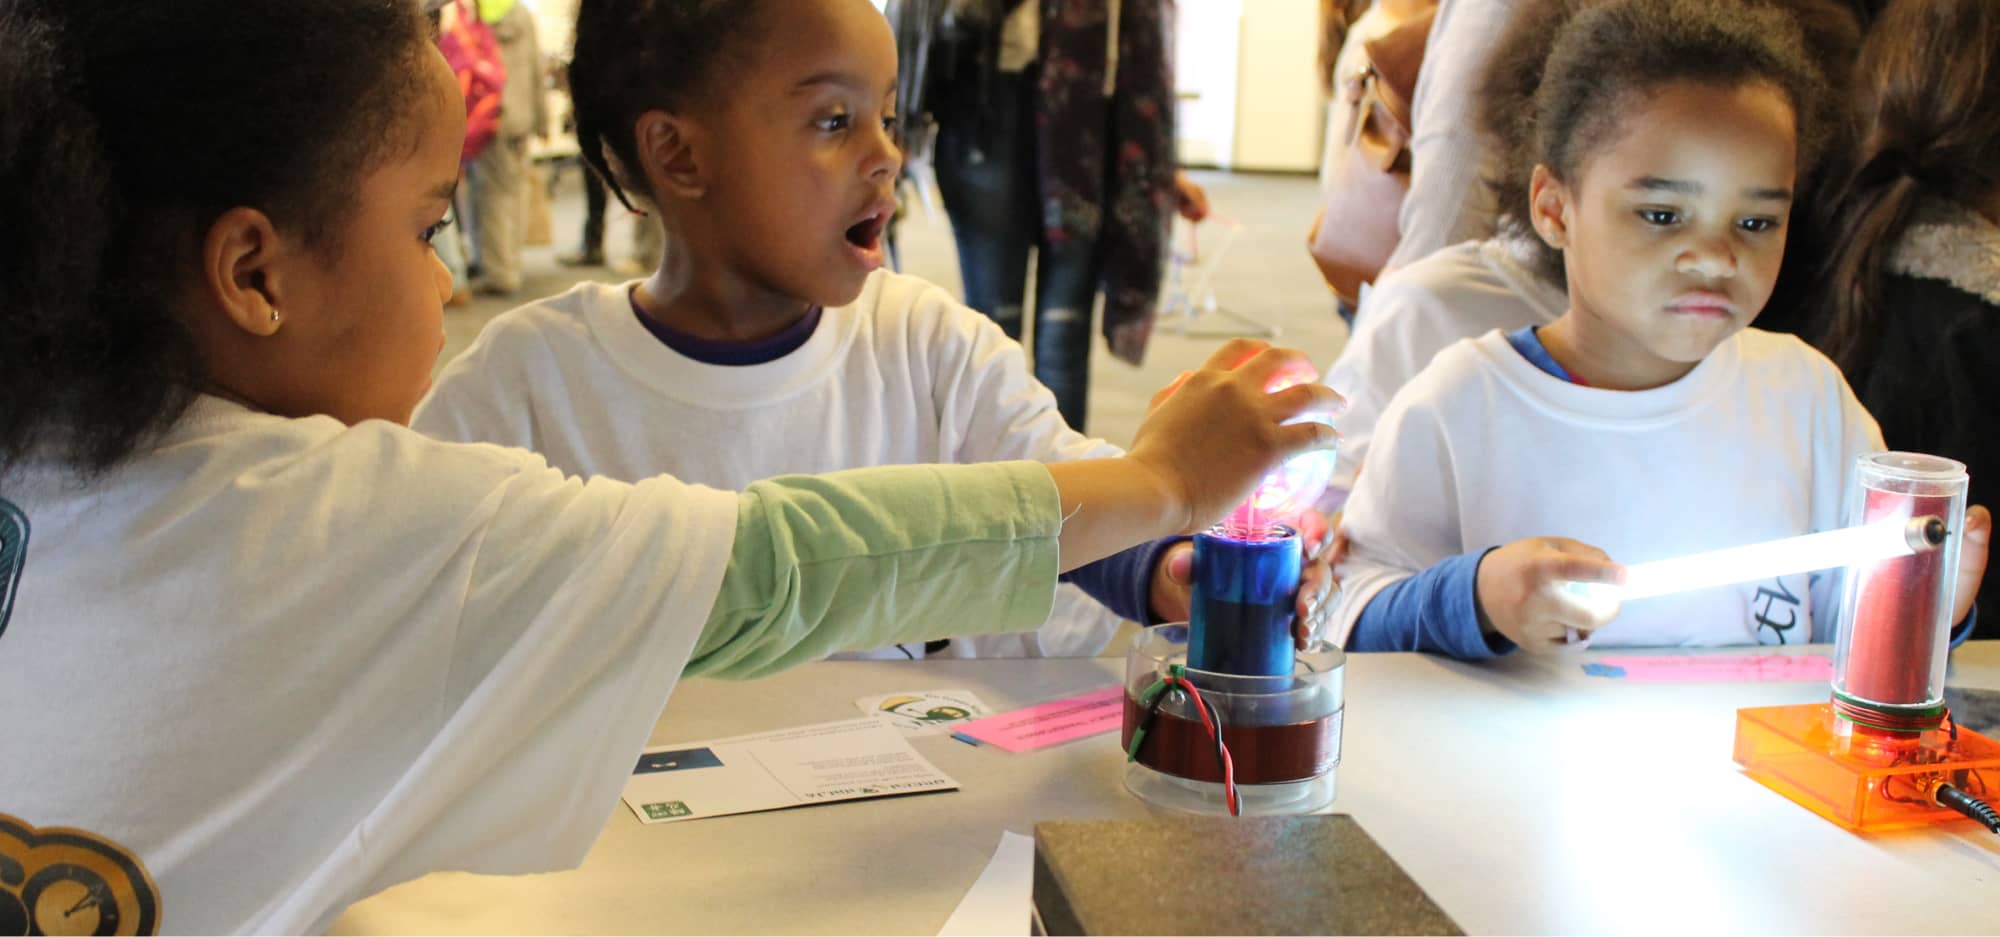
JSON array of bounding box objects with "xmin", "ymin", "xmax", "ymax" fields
[{"xmin": 897, "ymin": 0, "xmax": 1179, "ymax": 365}]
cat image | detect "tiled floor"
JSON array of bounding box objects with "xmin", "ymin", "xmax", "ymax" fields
[{"xmin": 440, "ymin": 167, "xmax": 1349, "ymax": 449}]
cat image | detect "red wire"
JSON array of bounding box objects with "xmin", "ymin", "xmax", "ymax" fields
[
  {"xmin": 1213, "ymin": 747, "xmax": 1239, "ymax": 814},
  {"xmin": 1172, "ymin": 676, "xmax": 1240, "ymax": 816}
]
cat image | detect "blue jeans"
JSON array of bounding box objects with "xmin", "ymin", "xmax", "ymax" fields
[{"xmin": 934, "ymin": 68, "xmax": 1101, "ymax": 431}]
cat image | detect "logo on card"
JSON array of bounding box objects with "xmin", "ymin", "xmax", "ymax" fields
[
  {"xmin": 641, "ymin": 802, "xmax": 692, "ymax": 820},
  {"xmin": 0, "ymin": 813, "xmax": 160, "ymax": 935},
  {"xmin": 875, "ymin": 695, "xmax": 975, "ymax": 724},
  {"xmin": 0, "ymin": 498, "xmax": 26, "ymax": 642}
]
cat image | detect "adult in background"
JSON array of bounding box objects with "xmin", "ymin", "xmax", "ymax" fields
[
  {"xmin": 893, "ymin": 0, "xmax": 1206, "ymax": 432},
  {"xmin": 466, "ymin": 0, "xmax": 548, "ymax": 297}
]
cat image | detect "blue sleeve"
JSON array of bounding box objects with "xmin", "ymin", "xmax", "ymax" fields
[
  {"xmin": 1060, "ymin": 536, "xmax": 1188, "ymax": 624},
  {"xmin": 1951, "ymin": 603, "xmax": 1978, "ymax": 648},
  {"xmin": 1348, "ymin": 549, "xmax": 1515, "ymax": 659}
]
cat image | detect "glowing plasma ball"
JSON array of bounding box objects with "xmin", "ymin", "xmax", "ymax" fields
[{"xmin": 1220, "ymin": 365, "xmax": 1339, "ymax": 539}]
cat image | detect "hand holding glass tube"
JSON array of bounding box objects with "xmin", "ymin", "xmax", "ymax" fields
[
  {"xmin": 1551, "ymin": 510, "xmax": 1991, "ymax": 644},
  {"xmin": 1950, "ymin": 505, "xmax": 1993, "ymax": 626},
  {"xmin": 1476, "ymin": 537, "xmax": 1626, "ymax": 652},
  {"xmin": 1566, "ymin": 516, "xmax": 1947, "ymax": 605}
]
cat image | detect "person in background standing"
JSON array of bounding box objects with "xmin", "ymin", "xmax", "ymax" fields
[
  {"xmin": 894, "ymin": 0, "xmax": 1205, "ymax": 432},
  {"xmin": 557, "ymin": 105, "xmax": 609, "ymax": 268},
  {"xmin": 466, "ymin": 0, "xmax": 548, "ymax": 297},
  {"xmin": 556, "ymin": 56, "xmax": 665, "ymax": 277}
]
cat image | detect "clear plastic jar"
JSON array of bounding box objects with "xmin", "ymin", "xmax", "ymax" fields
[
  {"xmin": 1121, "ymin": 624, "xmax": 1345, "ymax": 816},
  {"xmin": 1831, "ymin": 452, "xmax": 1967, "ymax": 728}
]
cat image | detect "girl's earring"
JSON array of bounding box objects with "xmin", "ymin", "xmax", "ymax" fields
[{"xmin": 270, "ymin": 308, "xmax": 282, "ymax": 325}]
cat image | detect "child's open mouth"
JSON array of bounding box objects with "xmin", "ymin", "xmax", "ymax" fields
[{"xmin": 843, "ymin": 206, "xmax": 891, "ymax": 270}]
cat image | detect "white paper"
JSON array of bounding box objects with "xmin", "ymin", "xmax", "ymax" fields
[
  {"xmin": 622, "ymin": 717, "xmax": 958, "ymax": 824},
  {"xmin": 855, "ymin": 688, "xmax": 990, "ymax": 736},
  {"xmin": 937, "ymin": 831, "xmax": 1034, "ymax": 937}
]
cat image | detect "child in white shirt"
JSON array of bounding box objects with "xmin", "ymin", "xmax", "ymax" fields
[
  {"xmin": 415, "ymin": 0, "xmax": 1338, "ymax": 657},
  {"xmin": 1329, "ymin": 0, "xmax": 1990, "ymax": 657},
  {"xmin": 0, "ymin": 2, "xmax": 1339, "ymax": 932}
]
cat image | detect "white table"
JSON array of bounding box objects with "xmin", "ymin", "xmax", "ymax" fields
[{"xmin": 331, "ymin": 643, "xmax": 2000, "ymax": 935}]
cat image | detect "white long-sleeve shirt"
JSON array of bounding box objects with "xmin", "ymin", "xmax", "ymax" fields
[{"xmin": 1332, "ymin": 327, "xmax": 1885, "ymax": 649}]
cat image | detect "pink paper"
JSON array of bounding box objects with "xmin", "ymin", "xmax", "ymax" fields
[
  {"xmin": 1588, "ymin": 654, "xmax": 1833, "ymax": 683},
  {"xmin": 950, "ymin": 685, "xmax": 1124, "ymax": 752}
]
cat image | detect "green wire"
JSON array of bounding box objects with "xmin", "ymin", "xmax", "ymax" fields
[{"xmin": 1125, "ymin": 677, "xmax": 1174, "ymax": 762}]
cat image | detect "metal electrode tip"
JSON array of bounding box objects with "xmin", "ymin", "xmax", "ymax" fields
[{"xmin": 1905, "ymin": 515, "xmax": 1948, "ymax": 551}]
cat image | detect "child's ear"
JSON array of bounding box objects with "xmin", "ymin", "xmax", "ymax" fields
[
  {"xmin": 1528, "ymin": 164, "xmax": 1574, "ymax": 251},
  {"xmin": 634, "ymin": 110, "xmax": 707, "ymax": 200},
  {"xmin": 200, "ymin": 206, "xmax": 286, "ymax": 338}
]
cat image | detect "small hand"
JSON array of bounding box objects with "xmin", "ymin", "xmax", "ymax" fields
[
  {"xmin": 1474, "ymin": 537, "xmax": 1625, "ymax": 652},
  {"xmin": 1175, "ymin": 171, "xmax": 1210, "ymax": 223},
  {"xmin": 1953, "ymin": 505, "xmax": 1991, "ymax": 626},
  {"xmin": 1128, "ymin": 340, "xmax": 1344, "ymax": 533},
  {"xmin": 1293, "ymin": 512, "xmax": 1342, "ymax": 650},
  {"xmin": 1152, "ymin": 542, "xmax": 1195, "ymax": 625}
]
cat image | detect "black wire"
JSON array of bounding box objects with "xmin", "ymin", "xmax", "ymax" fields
[{"xmin": 1935, "ymin": 784, "xmax": 2000, "ymax": 834}]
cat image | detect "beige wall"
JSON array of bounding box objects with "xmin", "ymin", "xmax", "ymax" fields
[{"xmin": 1177, "ymin": 0, "xmax": 1326, "ymax": 172}]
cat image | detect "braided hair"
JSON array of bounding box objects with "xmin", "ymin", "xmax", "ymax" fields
[{"xmin": 569, "ymin": 0, "xmax": 772, "ymax": 212}]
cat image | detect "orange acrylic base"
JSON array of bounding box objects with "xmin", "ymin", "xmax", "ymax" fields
[{"xmin": 1734, "ymin": 703, "xmax": 2000, "ymax": 832}]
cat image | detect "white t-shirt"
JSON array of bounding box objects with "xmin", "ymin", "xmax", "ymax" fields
[
  {"xmin": 414, "ymin": 270, "xmax": 1125, "ymax": 657},
  {"xmin": 0, "ymin": 399, "xmax": 739, "ymax": 934},
  {"xmin": 1332, "ymin": 328, "xmax": 1885, "ymax": 648},
  {"xmin": 1327, "ymin": 237, "xmax": 1568, "ymax": 493}
]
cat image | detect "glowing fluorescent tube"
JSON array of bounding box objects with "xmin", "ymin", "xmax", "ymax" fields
[{"xmin": 1569, "ymin": 516, "xmax": 1945, "ymax": 603}]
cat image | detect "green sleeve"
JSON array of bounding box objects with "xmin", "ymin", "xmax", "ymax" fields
[{"xmin": 689, "ymin": 461, "xmax": 1061, "ymax": 679}]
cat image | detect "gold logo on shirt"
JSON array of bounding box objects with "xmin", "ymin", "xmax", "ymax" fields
[{"xmin": 0, "ymin": 813, "xmax": 160, "ymax": 935}]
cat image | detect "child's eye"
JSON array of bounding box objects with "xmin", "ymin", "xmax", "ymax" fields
[
  {"xmin": 816, "ymin": 113, "xmax": 852, "ymax": 133},
  {"xmin": 423, "ymin": 215, "xmax": 455, "ymax": 245},
  {"xmin": 881, "ymin": 114, "xmax": 897, "ymax": 134},
  {"xmin": 1738, "ymin": 217, "xmax": 1780, "ymax": 233},
  {"xmin": 1636, "ymin": 208, "xmax": 1680, "ymax": 226}
]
